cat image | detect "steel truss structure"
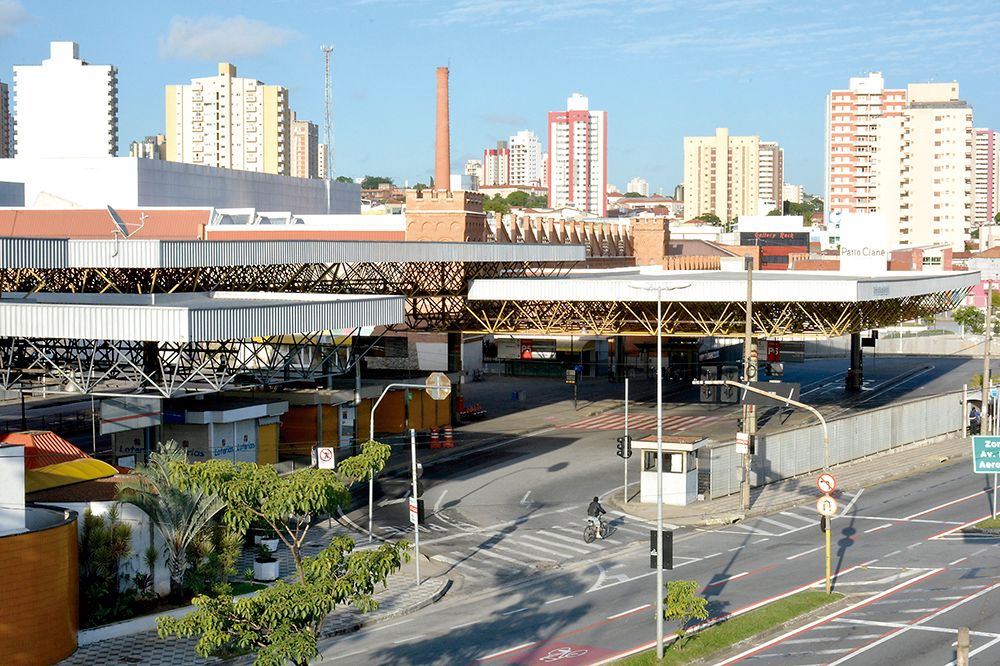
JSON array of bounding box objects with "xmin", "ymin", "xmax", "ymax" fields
[{"xmin": 463, "ymin": 290, "xmax": 963, "ymax": 338}]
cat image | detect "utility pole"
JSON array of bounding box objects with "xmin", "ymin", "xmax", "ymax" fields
[
  {"xmin": 983, "ymin": 284, "xmax": 992, "ymax": 435},
  {"xmin": 741, "ymin": 258, "xmax": 756, "ymax": 512},
  {"xmin": 321, "ymin": 45, "xmax": 335, "ymax": 180}
]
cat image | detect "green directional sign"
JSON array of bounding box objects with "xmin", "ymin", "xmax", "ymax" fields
[{"xmin": 972, "ymin": 436, "xmax": 1000, "ymax": 473}]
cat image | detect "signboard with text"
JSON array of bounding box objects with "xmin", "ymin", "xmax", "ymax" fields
[
  {"xmin": 972, "ymin": 436, "xmax": 1000, "ymax": 473},
  {"xmin": 835, "ymin": 212, "xmax": 889, "ymax": 275}
]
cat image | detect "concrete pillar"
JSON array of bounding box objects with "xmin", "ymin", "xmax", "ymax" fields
[
  {"xmin": 847, "ymin": 332, "xmax": 863, "ymax": 390},
  {"xmin": 435, "ymin": 67, "xmax": 450, "ymax": 191}
]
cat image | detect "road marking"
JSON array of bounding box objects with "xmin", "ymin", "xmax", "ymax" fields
[
  {"xmin": 928, "ymin": 513, "xmax": 992, "ymax": 540},
  {"xmin": 907, "ymin": 541, "xmax": 922, "ymax": 549},
  {"xmin": 433, "ymin": 489, "xmax": 448, "ymax": 513},
  {"xmin": 520, "ymin": 491, "xmax": 532, "ymax": 506},
  {"xmin": 753, "ymin": 538, "xmax": 769, "ymax": 544},
  {"xmin": 703, "ymin": 571, "xmax": 749, "ymax": 589},
  {"xmin": 904, "ymin": 489, "xmax": 988, "ymax": 520},
  {"xmin": 949, "ymin": 556, "xmax": 968, "ymax": 565},
  {"xmin": 501, "ymin": 607, "xmax": 528, "ymax": 616},
  {"xmin": 539, "ymin": 530, "xmax": 595, "ymax": 553},
  {"xmin": 393, "ymin": 634, "xmax": 425, "ymax": 644},
  {"xmin": 325, "ymin": 648, "xmax": 369, "ymax": 661},
  {"xmin": 728, "ymin": 546, "xmax": 744, "ymax": 552},
  {"xmin": 730, "ymin": 523, "xmax": 775, "ymax": 536},
  {"xmin": 966, "ymin": 636, "xmax": 1000, "ymax": 663},
  {"xmin": 477, "ymin": 547, "xmax": 529, "ymax": 566},
  {"xmin": 518, "ymin": 532, "xmax": 591, "ymax": 555},
  {"xmin": 884, "ymin": 549, "xmax": 901, "ymax": 557},
  {"xmin": 759, "ymin": 516, "xmax": 797, "ymax": 531},
  {"xmin": 479, "ymin": 641, "xmax": 537, "ymax": 661},
  {"xmin": 545, "ymin": 595, "xmax": 573, "ymax": 605},
  {"xmin": 450, "ymin": 620, "xmax": 480, "ymax": 630},
  {"xmin": 841, "ymin": 488, "xmax": 864, "ymax": 516},
  {"xmin": 781, "ymin": 511, "xmax": 819, "ymax": 524},
  {"xmin": 607, "ymin": 604, "xmax": 651, "ymax": 619},
  {"xmin": 713, "ymin": 567, "xmax": 945, "ymax": 666},
  {"xmin": 787, "ymin": 545, "xmax": 825, "ymax": 560},
  {"xmin": 367, "ymin": 619, "xmax": 413, "ymax": 632},
  {"xmin": 864, "ymin": 523, "xmax": 893, "ymax": 533}
]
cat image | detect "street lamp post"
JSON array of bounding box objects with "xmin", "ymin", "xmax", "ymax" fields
[{"xmin": 629, "ymin": 279, "xmax": 690, "ymax": 660}]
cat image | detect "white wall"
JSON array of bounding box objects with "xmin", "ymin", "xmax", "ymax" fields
[{"xmin": 0, "ymin": 445, "xmax": 25, "ymax": 535}]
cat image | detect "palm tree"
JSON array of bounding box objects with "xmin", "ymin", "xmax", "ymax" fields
[{"xmin": 118, "ymin": 441, "xmax": 226, "ymax": 601}]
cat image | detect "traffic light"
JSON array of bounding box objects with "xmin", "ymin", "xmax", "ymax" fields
[
  {"xmin": 616, "ymin": 436, "xmax": 626, "ymax": 458},
  {"xmin": 615, "ymin": 435, "xmax": 633, "ymax": 459}
]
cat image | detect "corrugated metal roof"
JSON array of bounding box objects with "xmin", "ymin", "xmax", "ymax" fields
[
  {"xmin": 0, "ymin": 238, "xmax": 67, "ymax": 268},
  {"xmin": 0, "ymin": 208, "xmax": 212, "ymax": 240},
  {"xmin": 0, "ymin": 238, "xmax": 585, "ymax": 268},
  {"xmin": 468, "ymin": 269, "xmax": 981, "ymax": 303},
  {"xmin": 0, "ymin": 292, "xmax": 406, "ymax": 342},
  {"xmin": 1, "ymin": 430, "xmax": 93, "ymax": 470}
]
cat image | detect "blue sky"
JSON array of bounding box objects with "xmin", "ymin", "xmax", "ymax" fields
[{"xmin": 1, "ymin": 0, "xmax": 998, "ymax": 195}]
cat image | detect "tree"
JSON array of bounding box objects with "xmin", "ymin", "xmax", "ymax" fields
[
  {"xmin": 119, "ymin": 440, "xmax": 227, "ymax": 601},
  {"xmin": 79, "ymin": 505, "xmax": 135, "ymax": 627},
  {"xmin": 506, "ymin": 191, "xmax": 530, "ymax": 207},
  {"xmin": 158, "ymin": 440, "xmax": 408, "ymax": 665},
  {"xmin": 623, "ymin": 191, "xmax": 644, "ymax": 198},
  {"xmin": 334, "ymin": 176, "xmax": 353, "ymax": 184},
  {"xmin": 995, "ymin": 210, "xmax": 1000, "ymax": 224},
  {"xmin": 483, "ymin": 194, "xmax": 511, "ymax": 216},
  {"xmin": 526, "ymin": 193, "xmax": 549, "ymax": 208},
  {"xmin": 766, "ymin": 208, "xmax": 782, "ymax": 216},
  {"xmin": 953, "ymin": 305, "xmax": 985, "ymax": 335},
  {"xmin": 663, "ymin": 579, "xmax": 709, "ymax": 642},
  {"xmin": 693, "ymin": 212, "xmax": 722, "ymax": 225},
  {"xmin": 360, "ymin": 175, "xmax": 393, "ymax": 190}
]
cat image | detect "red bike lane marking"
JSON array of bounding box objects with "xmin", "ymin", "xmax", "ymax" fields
[{"xmin": 495, "ymin": 642, "xmax": 617, "ymax": 665}]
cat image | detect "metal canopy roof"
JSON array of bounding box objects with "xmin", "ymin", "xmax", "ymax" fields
[
  {"xmin": 0, "ymin": 237, "xmax": 585, "ymax": 269},
  {"xmin": 0, "ymin": 292, "xmax": 405, "ymax": 342},
  {"xmin": 468, "ymin": 269, "xmax": 980, "ymax": 303}
]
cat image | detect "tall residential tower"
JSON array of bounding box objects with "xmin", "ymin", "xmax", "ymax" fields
[
  {"xmin": 683, "ymin": 128, "xmax": 760, "ymax": 222},
  {"xmin": 548, "ymin": 93, "xmax": 607, "ymax": 216}
]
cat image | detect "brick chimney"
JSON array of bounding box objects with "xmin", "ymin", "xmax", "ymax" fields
[{"xmin": 435, "ymin": 67, "xmax": 450, "ymax": 191}]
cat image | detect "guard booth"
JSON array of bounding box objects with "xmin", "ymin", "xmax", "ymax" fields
[{"xmin": 637, "ymin": 435, "xmax": 706, "ymax": 506}]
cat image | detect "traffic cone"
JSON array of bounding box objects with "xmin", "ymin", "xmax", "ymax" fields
[
  {"xmin": 430, "ymin": 427, "xmax": 441, "ymax": 449},
  {"xmin": 443, "ymin": 425, "xmax": 454, "ymax": 448}
]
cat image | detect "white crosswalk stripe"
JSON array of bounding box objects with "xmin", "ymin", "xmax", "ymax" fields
[
  {"xmin": 559, "ymin": 413, "xmax": 722, "ymax": 431},
  {"xmin": 759, "ymin": 516, "xmax": 797, "ymax": 531},
  {"xmin": 781, "ymin": 511, "xmax": 820, "ymax": 525}
]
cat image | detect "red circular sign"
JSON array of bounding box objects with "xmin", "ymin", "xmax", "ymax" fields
[{"xmin": 817, "ymin": 472, "xmax": 836, "ymax": 494}]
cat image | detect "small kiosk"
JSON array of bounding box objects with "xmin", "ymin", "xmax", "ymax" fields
[{"xmin": 637, "ymin": 435, "xmax": 706, "ymax": 506}]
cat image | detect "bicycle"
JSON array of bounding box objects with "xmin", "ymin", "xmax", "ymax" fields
[{"xmin": 583, "ymin": 516, "xmax": 608, "ymax": 543}]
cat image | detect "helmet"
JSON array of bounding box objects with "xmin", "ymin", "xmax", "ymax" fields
[{"xmin": 593, "ymin": 496, "xmax": 599, "ymax": 503}]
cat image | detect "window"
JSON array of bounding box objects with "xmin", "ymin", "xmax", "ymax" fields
[{"xmin": 644, "ymin": 451, "xmax": 685, "ymax": 473}]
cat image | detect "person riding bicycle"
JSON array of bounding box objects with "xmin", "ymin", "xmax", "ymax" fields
[{"xmin": 587, "ymin": 496, "xmax": 607, "ymax": 539}]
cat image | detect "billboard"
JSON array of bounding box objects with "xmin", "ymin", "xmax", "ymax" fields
[
  {"xmin": 101, "ymin": 397, "xmax": 162, "ymax": 435},
  {"xmin": 834, "ymin": 211, "xmax": 889, "ymax": 275}
]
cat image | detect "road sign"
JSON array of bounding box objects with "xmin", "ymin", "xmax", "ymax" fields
[
  {"xmin": 565, "ymin": 369, "xmax": 577, "ymax": 384},
  {"xmin": 425, "ymin": 372, "xmax": 452, "ymax": 401},
  {"xmin": 816, "ymin": 494, "xmax": 838, "ymax": 517},
  {"xmin": 817, "ymin": 472, "xmax": 836, "ymax": 494},
  {"xmin": 735, "ymin": 443, "xmax": 749, "ymax": 455},
  {"xmin": 316, "ymin": 446, "xmax": 336, "ymax": 470},
  {"xmin": 991, "ymin": 388, "xmax": 999, "ymax": 400},
  {"xmin": 972, "ymin": 436, "xmax": 1000, "ymax": 473},
  {"xmin": 408, "ymin": 497, "xmax": 419, "ymax": 525}
]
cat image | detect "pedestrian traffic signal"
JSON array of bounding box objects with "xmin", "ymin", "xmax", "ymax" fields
[{"xmin": 615, "ymin": 435, "xmax": 633, "ymax": 458}]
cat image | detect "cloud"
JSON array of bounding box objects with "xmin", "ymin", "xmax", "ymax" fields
[
  {"xmin": 481, "ymin": 112, "xmax": 530, "ymax": 126},
  {"xmin": 0, "ymin": 0, "xmax": 29, "ymax": 39},
  {"xmin": 159, "ymin": 16, "xmax": 294, "ymax": 60}
]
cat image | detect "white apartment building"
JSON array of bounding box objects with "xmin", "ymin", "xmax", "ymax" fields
[
  {"xmin": 825, "ymin": 72, "xmax": 906, "ymax": 216},
  {"xmin": 289, "ymin": 111, "xmax": 319, "ymax": 179},
  {"xmin": 683, "ymin": 127, "xmax": 759, "ymax": 222},
  {"xmin": 975, "ymin": 128, "xmax": 999, "ymax": 228},
  {"xmin": 464, "ymin": 159, "xmax": 482, "ymax": 190},
  {"xmin": 0, "ymin": 80, "xmax": 9, "ymax": 158},
  {"xmin": 758, "ymin": 141, "xmax": 784, "ymax": 211},
  {"xmin": 548, "ymin": 93, "xmax": 607, "ymax": 216},
  {"xmin": 166, "ymin": 63, "xmax": 289, "ymax": 176},
  {"xmin": 509, "ymin": 130, "xmax": 543, "ymax": 186},
  {"xmin": 782, "ymin": 183, "xmax": 804, "ymax": 205},
  {"xmin": 318, "ymin": 143, "xmax": 328, "ymax": 180},
  {"xmin": 12, "ymin": 41, "xmax": 118, "ymax": 158},
  {"xmin": 626, "ymin": 177, "xmax": 649, "ymax": 196},
  {"xmin": 482, "ymin": 141, "xmax": 509, "ymax": 188},
  {"xmin": 873, "ymin": 83, "xmax": 974, "ymax": 251}
]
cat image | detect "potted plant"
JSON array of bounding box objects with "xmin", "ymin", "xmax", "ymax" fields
[
  {"xmin": 258, "ymin": 529, "xmax": 279, "ymax": 554},
  {"xmin": 252, "ymin": 544, "xmax": 279, "ymax": 582}
]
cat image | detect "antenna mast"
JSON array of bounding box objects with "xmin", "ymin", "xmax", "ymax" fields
[{"xmin": 321, "ymin": 45, "xmax": 334, "ymax": 180}]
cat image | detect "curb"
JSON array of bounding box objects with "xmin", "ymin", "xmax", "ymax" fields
[{"xmin": 321, "ymin": 578, "xmax": 451, "ymax": 638}]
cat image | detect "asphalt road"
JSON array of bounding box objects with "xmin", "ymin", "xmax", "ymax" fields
[{"xmin": 329, "ymin": 457, "xmax": 1000, "ymax": 665}]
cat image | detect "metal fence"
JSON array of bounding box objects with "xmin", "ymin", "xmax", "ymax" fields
[{"xmin": 708, "ymin": 391, "xmax": 964, "ymax": 499}]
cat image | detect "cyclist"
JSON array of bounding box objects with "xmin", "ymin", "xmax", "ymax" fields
[{"xmin": 587, "ymin": 496, "xmax": 607, "ymax": 539}]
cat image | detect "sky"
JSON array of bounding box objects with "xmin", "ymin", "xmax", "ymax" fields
[{"xmin": 1, "ymin": 0, "xmax": 998, "ymax": 195}]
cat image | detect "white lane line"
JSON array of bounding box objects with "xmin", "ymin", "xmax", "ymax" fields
[
  {"xmin": 904, "ymin": 489, "xmax": 988, "ymax": 520},
  {"xmin": 787, "ymin": 545, "xmax": 825, "ymax": 560},
  {"xmin": 841, "ymin": 488, "xmax": 864, "ymax": 516},
  {"xmin": 545, "ymin": 595, "xmax": 573, "ymax": 605},
  {"xmin": 607, "ymin": 604, "xmax": 651, "ymax": 620},
  {"xmin": 704, "ymin": 571, "xmax": 750, "ymax": 587},
  {"xmin": 884, "ymin": 549, "xmax": 902, "ymax": 557},
  {"xmin": 540, "ymin": 530, "xmax": 597, "ymax": 553},
  {"xmin": 907, "ymin": 541, "xmax": 922, "ymax": 549},
  {"xmin": 433, "ymin": 488, "xmax": 448, "ymax": 513},
  {"xmin": 864, "ymin": 523, "xmax": 893, "ymax": 534},
  {"xmin": 325, "ymin": 648, "xmax": 369, "ymax": 661},
  {"xmin": 835, "ymin": 618, "xmax": 1000, "ymax": 638},
  {"xmin": 367, "ymin": 619, "xmax": 413, "ymax": 632},
  {"xmin": 499, "ymin": 537, "xmax": 569, "ymax": 559},
  {"xmin": 759, "ymin": 516, "xmax": 797, "ymax": 531},
  {"xmin": 728, "ymin": 546, "xmax": 744, "ymax": 552},
  {"xmin": 730, "ymin": 523, "xmax": 775, "ymax": 536},
  {"xmin": 502, "ymin": 607, "xmax": 528, "ymax": 616},
  {"xmin": 965, "ymin": 636, "xmax": 1000, "ymax": 663},
  {"xmin": 450, "ymin": 620, "xmax": 480, "ymax": 630},
  {"xmin": 393, "ymin": 634, "xmax": 425, "ymax": 644},
  {"xmin": 477, "ymin": 547, "xmax": 529, "ymax": 566},
  {"xmin": 753, "ymin": 538, "xmax": 770, "ymax": 544},
  {"xmin": 611, "ymin": 523, "xmax": 651, "ymax": 535},
  {"xmin": 519, "ymin": 532, "xmax": 591, "ymax": 555},
  {"xmin": 781, "ymin": 511, "xmax": 819, "ymax": 525},
  {"xmin": 520, "ymin": 491, "xmax": 532, "ymax": 506},
  {"xmin": 480, "ymin": 642, "xmax": 536, "ymax": 660}
]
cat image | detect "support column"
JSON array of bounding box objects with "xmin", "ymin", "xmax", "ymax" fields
[
  {"xmin": 847, "ymin": 332, "xmax": 863, "ymax": 390},
  {"xmin": 448, "ymin": 332, "xmax": 463, "ymax": 423}
]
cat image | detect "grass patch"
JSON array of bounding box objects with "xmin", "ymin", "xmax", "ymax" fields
[
  {"xmin": 229, "ymin": 581, "xmax": 268, "ymax": 596},
  {"xmin": 616, "ymin": 590, "xmax": 842, "ymax": 666},
  {"xmin": 974, "ymin": 517, "xmax": 1000, "ymax": 530}
]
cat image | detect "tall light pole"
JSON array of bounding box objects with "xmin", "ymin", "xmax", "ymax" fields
[
  {"xmin": 741, "ymin": 257, "xmax": 755, "ymax": 512},
  {"xmin": 629, "ymin": 279, "xmax": 690, "ymax": 660}
]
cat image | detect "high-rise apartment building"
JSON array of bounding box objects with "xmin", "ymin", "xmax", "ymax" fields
[
  {"xmin": 166, "ymin": 63, "xmax": 289, "ymax": 175},
  {"xmin": 0, "ymin": 80, "xmax": 9, "ymax": 158},
  {"xmin": 482, "ymin": 141, "xmax": 510, "ymax": 187},
  {"xmin": 317, "ymin": 143, "xmax": 328, "ymax": 180},
  {"xmin": 289, "ymin": 111, "xmax": 319, "ymax": 179},
  {"xmin": 782, "ymin": 183, "xmax": 804, "ymax": 205},
  {"xmin": 129, "ymin": 134, "xmax": 165, "ymax": 160},
  {"xmin": 627, "ymin": 177, "xmax": 649, "ymax": 196},
  {"xmin": 509, "ymin": 130, "xmax": 543, "ymax": 186},
  {"xmin": 873, "ymin": 82, "xmax": 974, "ymax": 251},
  {"xmin": 758, "ymin": 141, "xmax": 784, "ymax": 211},
  {"xmin": 825, "ymin": 72, "xmax": 906, "ymax": 216},
  {"xmin": 464, "ymin": 159, "xmax": 482, "ymax": 190},
  {"xmin": 548, "ymin": 93, "xmax": 607, "ymax": 216},
  {"xmin": 13, "ymin": 41, "xmax": 118, "ymax": 158},
  {"xmin": 683, "ymin": 128, "xmax": 759, "ymax": 222},
  {"xmin": 975, "ymin": 128, "xmax": 999, "ymax": 227}
]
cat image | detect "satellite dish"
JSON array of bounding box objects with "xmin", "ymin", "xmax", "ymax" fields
[{"xmin": 108, "ymin": 206, "xmax": 147, "ymax": 256}]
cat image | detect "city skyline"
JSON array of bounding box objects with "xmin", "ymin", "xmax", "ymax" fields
[{"xmin": 1, "ymin": 0, "xmax": 999, "ymax": 194}]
